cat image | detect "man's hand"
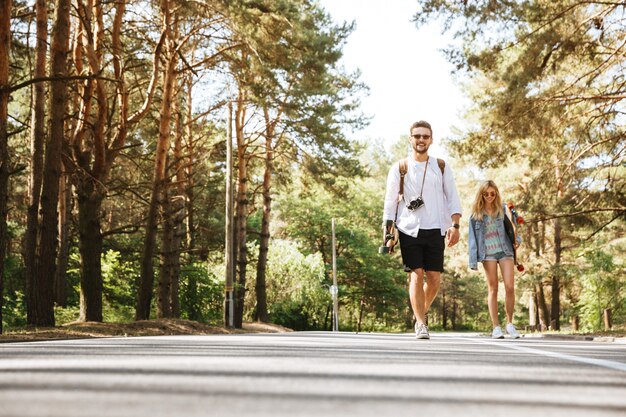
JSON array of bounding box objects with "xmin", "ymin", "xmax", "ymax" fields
[
  {"xmin": 386, "ymin": 238, "xmax": 395, "ymax": 254},
  {"xmin": 447, "ymin": 226, "xmax": 460, "ymax": 247}
]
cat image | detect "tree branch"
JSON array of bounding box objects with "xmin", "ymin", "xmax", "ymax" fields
[
  {"xmin": 2, "ymin": 73, "xmax": 115, "ymax": 93},
  {"xmin": 527, "ymin": 208, "xmax": 625, "ymax": 224}
]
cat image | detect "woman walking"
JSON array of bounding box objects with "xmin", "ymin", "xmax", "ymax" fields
[{"xmin": 469, "ymin": 180, "xmax": 521, "ymax": 339}]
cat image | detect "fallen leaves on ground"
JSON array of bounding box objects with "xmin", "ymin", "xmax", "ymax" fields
[{"xmin": 0, "ymin": 319, "xmax": 292, "ymax": 343}]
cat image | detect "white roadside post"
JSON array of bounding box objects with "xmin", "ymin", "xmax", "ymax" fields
[
  {"xmin": 224, "ymin": 100, "xmax": 234, "ymax": 327},
  {"xmin": 331, "ymin": 218, "xmax": 338, "ymax": 331}
]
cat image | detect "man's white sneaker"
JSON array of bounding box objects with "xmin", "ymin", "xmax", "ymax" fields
[
  {"xmin": 491, "ymin": 326, "xmax": 504, "ymax": 339},
  {"xmin": 506, "ymin": 323, "xmax": 520, "ymax": 339},
  {"xmin": 415, "ymin": 323, "xmax": 430, "ymax": 340}
]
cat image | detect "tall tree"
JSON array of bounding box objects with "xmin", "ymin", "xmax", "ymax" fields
[
  {"xmin": 222, "ymin": 0, "xmax": 366, "ymax": 324},
  {"xmin": 67, "ymin": 0, "xmax": 163, "ymax": 321},
  {"xmin": 23, "ymin": 0, "xmax": 48, "ymax": 324},
  {"xmin": 0, "ymin": 0, "xmax": 12, "ymax": 334},
  {"xmin": 415, "ymin": 0, "xmax": 626, "ymax": 329},
  {"xmin": 34, "ymin": 0, "xmax": 72, "ymax": 326},
  {"xmin": 55, "ymin": 170, "xmax": 71, "ymax": 306},
  {"xmin": 232, "ymin": 86, "xmax": 250, "ymax": 328},
  {"xmin": 137, "ymin": 0, "xmax": 178, "ymax": 321},
  {"xmin": 70, "ymin": 0, "xmax": 109, "ymax": 322},
  {"xmin": 158, "ymin": 75, "xmax": 186, "ymax": 319},
  {"xmin": 254, "ymin": 107, "xmax": 275, "ymax": 322}
]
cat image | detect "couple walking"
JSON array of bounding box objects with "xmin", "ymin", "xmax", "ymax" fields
[{"xmin": 382, "ymin": 121, "xmax": 521, "ymax": 340}]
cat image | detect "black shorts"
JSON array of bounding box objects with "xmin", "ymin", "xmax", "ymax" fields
[{"xmin": 399, "ymin": 229, "xmax": 445, "ymax": 272}]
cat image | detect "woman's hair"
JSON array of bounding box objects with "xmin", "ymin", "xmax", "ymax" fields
[{"xmin": 471, "ymin": 180, "xmax": 504, "ymax": 220}]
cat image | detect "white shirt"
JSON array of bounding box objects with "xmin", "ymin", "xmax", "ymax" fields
[{"xmin": 383, "ymin": 156, "xmax": 462, "ymax": 237}]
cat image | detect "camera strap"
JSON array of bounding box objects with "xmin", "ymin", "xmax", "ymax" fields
[
  {"xmin": 395, "ymin": 157, "xmax": 434, "ymax": 219},
  {"xmin": 418, "ymin": 159, "xmax": 429, "ymax": 198}
]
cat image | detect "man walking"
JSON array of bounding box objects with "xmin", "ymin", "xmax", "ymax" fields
[{"xmin": 382, "ymin": 120, "xmax": 462, "ymax": 339}]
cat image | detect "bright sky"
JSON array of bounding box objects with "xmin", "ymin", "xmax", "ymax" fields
[{"xmin": 319, "ymin": 0, "xmax": 466, "ymax": 157}]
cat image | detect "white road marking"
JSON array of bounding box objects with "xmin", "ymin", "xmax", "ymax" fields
[{"xmin": 457, "ymin": 337, "xmax": 626, "ymax": 372}]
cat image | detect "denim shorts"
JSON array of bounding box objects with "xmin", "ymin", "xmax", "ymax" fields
[{"xmin": 483, "ymin": 252, "xmax": 513, "ymax": 262}]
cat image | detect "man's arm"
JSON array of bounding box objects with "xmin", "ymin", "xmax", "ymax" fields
[
  {"xmin": 442, "ymin": 164, "xmax": 462, "ymax": 218},
  {"xmin": 447, "ymin": 213, "xmax": 461, "ymax": 247},
  {"xmin": 382, "ymin": 162, "xmax": 400, "ymax": 222},
  {"xmin": 443, "ymin": 164, "xmax": 462, "ymax": 247}
]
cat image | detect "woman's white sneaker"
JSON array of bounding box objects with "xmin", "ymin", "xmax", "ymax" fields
[
  {"xmin": 415, "ymin": 323, "xmax": 430, "ymax": 339},
  {"xmin": 491, "ymin": 326, "xmax": 504, "ymax": 339},
  {"xmin": 506, "ymin": 323, "xmax": 520, "ymax": 339}
]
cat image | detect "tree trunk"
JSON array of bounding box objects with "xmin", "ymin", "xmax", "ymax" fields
[
  {"xmin": 184, "ymin": 74, "xmax": 196, "ymax": 254},
  {"xmin": 34, "ymin": 0, "xmax": 71, "ymax": 327},
  {"xmin": 24, "ymin": 0, "xmax": 47, "ymax": 324},
  {"xmin": 452, "ymin": 299, "xmax": 457, "ymax": 329},
  {"xmin": 551, "ymin": 156, "xmax": 564, "ymax": 331},
  {"xmin": 68, "ymin": 0, "xmax": 160, "ymax": 322},
  {"xmin": 0, "ymin": 0, "xmax": 12, "ymax": 334},
  {"xmin": 54, "ymin": 168, "xmax": 71, "ymax": 306},
  {"xmin": 254, "ymin": 109, "xmax": 274, "ymax": 322},
  {"xmin": 441, "ymin": 288, "xmax": 448, "ymax": 330},
  {"xmin": 224, "ymin": 100, "xmax": 235, "ymax": 327},
  {"xmin": 357, "ymin": 296, "xmax": 364, "ymax": 333},
  {"xmin": 536, "ymin": 282, "xmax": 550, "ymax": 331},
  {"xmin": 552, "ymin": 217, "xmax": 562, "ymax": 330},
  {"xmin": 157, "ymin": 22, "xmax": 184, "ymax": 320},
  {"xmin": 76, "ymin": 183, "xmax": 103, "ymax": 322},
  {"xmin": 169, "ymin": 84, "xmax": 185, "ymax": 318},
  {"xmin": 528, "ymin": 289, "xmax": 537, "ymax": 330},
  {"xmin": 233, "ymin": 93, "xmax": 248, "ymax": 328},
  {"xmin": 66, "ymin": 0, "xmax": 107, "ymax": 323},
  {"xmin": 158, "ymin": 183, "xmax": 174, "ymax": 318},
  {"xmin": 531, "ymin": 221, "xmax": 540, "ymax": 257},
  {"xmin": 137, "ymin": 4, "xmax": 176, "ymax": 320}
]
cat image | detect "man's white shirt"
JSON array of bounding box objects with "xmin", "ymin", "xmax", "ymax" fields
[{"xmin": 383, "ymin": 156, "xmax": 462, "ymax": 237}]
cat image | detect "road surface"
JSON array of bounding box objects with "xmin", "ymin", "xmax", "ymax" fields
[{"xmin": 1, "ymin": 331, "xmax": 625, "ymax": 416}]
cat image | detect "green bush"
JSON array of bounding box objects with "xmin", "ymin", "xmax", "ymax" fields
[
  {"xmin": 2, "ymin": 254, "xmax": 26, "ymax": 328},
  {"xmin": 102, "ymin": 250, "xmax": 138, "ymax": 322},
  {"xmin": 269, "ymin": 300, "xmax": 312, "ymax": 331},
  {"xmin": 243, "ymin": 239, "xmax": 328, "ymax": 330},
  {"xmin": 577, "ymin": 250, "xmax": 625, "ymax": 331},
  {"xmin": 179, "ymin": 263, "xmax": 224, "ymax": 323}
]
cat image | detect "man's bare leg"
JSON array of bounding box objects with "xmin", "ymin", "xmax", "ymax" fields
[
  {"xmin": 424, "ymin": 271, "xmax": 441, "ymax": 313},
  {"xmin": 409, "ymin": 269, "xmax": 426, "ymax": 325}
]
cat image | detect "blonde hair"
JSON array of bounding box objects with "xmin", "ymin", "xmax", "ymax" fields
[{"xmin": 471, "ymin": 180, "xmax": 504, "ymax": 220}]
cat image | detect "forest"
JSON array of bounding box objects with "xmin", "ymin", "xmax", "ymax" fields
[{"xmin": 0, "ymin": 0, "xmax": 624, "ymax": 335}]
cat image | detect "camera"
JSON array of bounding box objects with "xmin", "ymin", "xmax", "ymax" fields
[{"xmin": 407, "ymin": 196, "xmax": 425, "ymax": 211}]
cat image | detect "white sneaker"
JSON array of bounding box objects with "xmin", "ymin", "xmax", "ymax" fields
[
  {"xmin": 415, "ymin": 323, "xmax": 430, "ymax": 340},
  {"xmin": 491, "ymin": 326, "xmax": 504, "ymax": 339},
  {"xmin": 506, "ymin": 323, "xmax": 520, "ymax": 339}
]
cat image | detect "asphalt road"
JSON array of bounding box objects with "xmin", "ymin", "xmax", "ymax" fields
[{"xmin": 1, "ymin": 331, "xmax": 625, "ymax": 417}]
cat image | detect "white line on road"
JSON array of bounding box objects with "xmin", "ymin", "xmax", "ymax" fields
[{"xmin": 456, "ymin": 337, "xmax": 626, "ymax": 373}]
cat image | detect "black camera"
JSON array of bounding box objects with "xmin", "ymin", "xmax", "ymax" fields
[{"xmin": 407, "ymin": 196, "xmax": 425, "ymax": 211}]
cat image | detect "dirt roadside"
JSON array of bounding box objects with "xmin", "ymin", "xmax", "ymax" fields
[{"xmin": 0, "ymin": 319, "xmax": 292, "ymax": 343}]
